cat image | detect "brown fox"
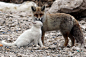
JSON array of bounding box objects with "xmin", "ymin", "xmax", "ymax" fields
[{"xmin": 31, "ymin": 6, "xmax": 84, "ymax": 47}]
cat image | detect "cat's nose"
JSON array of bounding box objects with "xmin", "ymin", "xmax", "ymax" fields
[{"xmin": 32, "ymin": 22, "xmax": 36, "ymax": 24}]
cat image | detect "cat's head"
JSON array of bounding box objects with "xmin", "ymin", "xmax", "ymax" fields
[{"xmin": 32, "ymin": 21, "xmax": 43, "ymax": 28}]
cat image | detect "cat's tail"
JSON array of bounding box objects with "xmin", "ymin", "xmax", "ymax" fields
[{"xmin": 1, "ymin": 40, "xmax": 16, "ymax": 47}]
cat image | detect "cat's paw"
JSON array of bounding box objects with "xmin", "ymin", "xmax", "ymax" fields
[
  {"xmin": 36, "ymin": 45, "xmax": 39, "ymax": 47},
  {"xmin": 33, "ymin": 45, "xmax": 40, "ymax": 47},
  {"xmin": 40, "ymin": 46, "xmax": 48, "ymax": 49}
]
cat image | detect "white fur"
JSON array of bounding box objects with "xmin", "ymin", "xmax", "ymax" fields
[
  {"xmin": 0, "ymin": 1, "xmax": 37, "ymax": 12},
  {"xmin": 2, "ymin": 21, "xmax": 43, "ymax": 48}
]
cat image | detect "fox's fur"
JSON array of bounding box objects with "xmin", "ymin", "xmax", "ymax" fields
[
  {"xmin": 2, "ymin": 21, "xmax": 43, "ymax": 48},
  {"xmin": 31, "ymin": 6, "xmax": 84, "ymax": 47}
]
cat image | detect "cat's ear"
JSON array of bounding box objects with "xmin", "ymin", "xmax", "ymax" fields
[
  {"xmin": 41, "ymin": 6, "xmax": 45, "ymax": 11},
  {"xmin": 31, "ymin": 6, "xmax": 36, "ymax": 12}
]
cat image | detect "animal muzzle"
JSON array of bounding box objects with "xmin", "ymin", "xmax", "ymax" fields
[
  {"xmin": 32, "ymin": 22, "xmax": 36, "ymax": 24},
  {"xmin": 34, "ymin": 18, "xmax": 43, "ymax": 23}
]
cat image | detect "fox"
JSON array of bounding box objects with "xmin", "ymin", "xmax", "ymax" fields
[
  {"xmin": 2, "ymin": 21, "xmax": 43, "ymax": 48},
  {"xmin": 31, "ymin": 6, "xmax": 84, "ymax": 47}
]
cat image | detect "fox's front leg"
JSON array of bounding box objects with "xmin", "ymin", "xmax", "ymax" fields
[
  {"xmin": 61, "ymin": 32, "xmax": 69, "ymax": 47},
  {"xmin": 41, "ymin": 30, "xmax": 45, "ymax": 45},
  {"xmin": 69, "ymin": 34, "xmax": 75, "ymax": 47},
  {"xmin": 63, "ymin": 36, "xmax": 69, "ymax": 47}
]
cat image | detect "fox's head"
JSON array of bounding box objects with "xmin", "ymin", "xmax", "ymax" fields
[{"xmin": 31, "ymin": 6, "xmax": 45, "ymax": 22}]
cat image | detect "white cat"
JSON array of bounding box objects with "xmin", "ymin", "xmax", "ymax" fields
[{"xmin": 2, "ymin": 21, "xmax": 43, "ymax": 48}]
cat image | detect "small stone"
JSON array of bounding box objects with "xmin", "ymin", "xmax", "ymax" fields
[
  {"xmin": 0, "ymin": 30, "xmax": 4, "ymax": 32},
  {"xmin": 6, "ymin": 48, "xmax": 10, "ymax": 51},
  {"xmin": 58, "ymin": 55, "xmax": 60, "ymax": 57},
  {"xmin": 0, "ymin": 44, "xmax": 3, "ymax": 47},
  {"xmin": 76, "ymin": 50, "xmax": 80, "ymax": 52},
  {"xmin": 53, "ymin": 42, "xmax": 57, "ymax": 45},
  {"xmin": 52, "ymin": 36, "xmax": 55, "ymax": 38},
  {"xmin": 49, "ymin": 45, "xmax": 57, "ymax": 50},
  {"xmin": 40, "ymin": 46, "xmax": 49, "ymax": 50},
  {"xmin": 31, "ymin": 50, "xmax": 33, "ymax": 52},
  {"xmin": 33, "ymin": 47, "xmax": 39, "ymax": 50},
  {"xmin": 17, "ymin": 55, "xmax": 22, "ymax": 57},
  {"xmin": 2, "ymin": 32, "xmax": 5, "ymax": 34},
  {"xmin": 67, "ymin": 45, "xmax": 71, "ymax": 48}
]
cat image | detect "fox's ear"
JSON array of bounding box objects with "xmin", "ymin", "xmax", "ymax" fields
[
  {"xmin": 41, "ymin": 6, "xmax": 45, "ymax": 11},
  {"xmin": 31, "ymin": 6, "xmax": 36, "ymax": 12}
]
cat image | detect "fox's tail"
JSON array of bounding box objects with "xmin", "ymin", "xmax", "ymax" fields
[
  {"xmin": 1, "ymin": 40, "xmax": 16, "ymax": 47},
  {"xmin": 70, "ymin": 21, "xmax": 84, "ymax": 45}
]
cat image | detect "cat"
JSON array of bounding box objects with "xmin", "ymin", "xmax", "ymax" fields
[{"xmin": 2, "ymin": 21, "xmax": 43, "ymax": 48}]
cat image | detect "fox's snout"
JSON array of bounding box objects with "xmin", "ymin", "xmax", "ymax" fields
[
  {"xmin": 34, "ymin": 17, "xmax": 43, "ymax": 22},
  {"xmin": 34, "ymin": 14, "xmax": 44, "ymax": 22}
]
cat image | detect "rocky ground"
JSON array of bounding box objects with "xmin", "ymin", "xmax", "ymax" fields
[{"xmin": 0, "ymin": 11, "xmax": 86, "ymax": 57}]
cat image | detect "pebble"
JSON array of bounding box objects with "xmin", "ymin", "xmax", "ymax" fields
[
  {"xmin": 32, "ymin": 47, "xmax": 40, "ymax": 50},
  {"xmin": 0, "ymin": 44, "xmax": 3, "ymax": 47},
  {"xmin": 49, "ymin": 45, "xmax": 57, "ymax": 49}
]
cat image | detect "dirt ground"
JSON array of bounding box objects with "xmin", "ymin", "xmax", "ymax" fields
[{"xmin": 0, "ymin": 11, "xmax": 86, "ymax": 57}]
